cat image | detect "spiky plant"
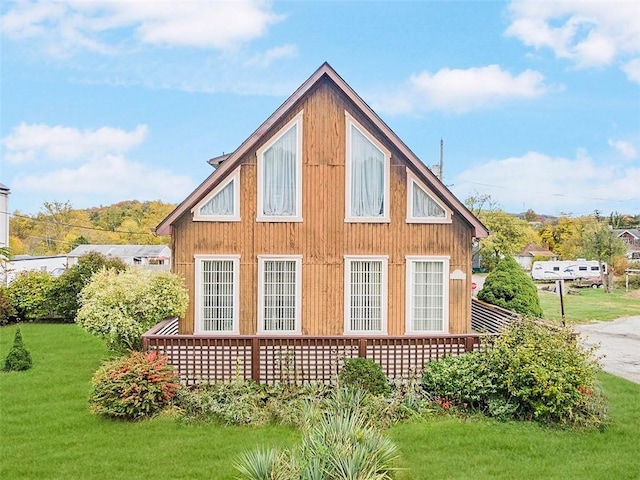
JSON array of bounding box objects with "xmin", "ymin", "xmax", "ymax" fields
[{"xmin": 4, "ymin": 326, "xmax": 33, "ymax": 371}]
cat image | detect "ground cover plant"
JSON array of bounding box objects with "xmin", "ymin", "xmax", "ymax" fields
[
  {"xmin": 538, "ymin": 287, "xmax": 640, "ymax": 323},
  {"xmin": 1, "ymin": 323, "xmax": 639, "ymax": 479}
]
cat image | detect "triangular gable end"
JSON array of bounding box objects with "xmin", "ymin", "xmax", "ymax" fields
[
  {"xmin": 156, "ymin": 62, "xmax": 488, "ymax": 238},
  {"xmin": 191, "ymin": 168, "xmax": 240, "ymax": 221}
]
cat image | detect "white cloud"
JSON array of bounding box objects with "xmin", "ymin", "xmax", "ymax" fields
[
  {"xmin": 608, "ymin": 139, "xmax": 638, "ymax": 160},
  {"xmin": 506, "ymin": 1, "xmax": 640, "ymax": 74},
  {"xmin": 2, "ymin": 123, "xmax": 148, "ymax": 164},
  {"xmin": 375, "ymin": 65, "xmax": 551, "ymax": 115},
  {"xmin": 452, "ymin": 150, "xmax": 640, "ymax": 214},
  {"xmin": 1, "ymin": 0, "xmax": 284, "ymax": 55},
  {"xmin": 12, "ymin": 155, "xmax": 196, "ymax": 207},
  {"xmin": 244, "ymin": 44, "xmax": 298, "ymax": 67},
  {"xmin": 622, "ymin": 58, "xmax": 640, "ymax": 83}
]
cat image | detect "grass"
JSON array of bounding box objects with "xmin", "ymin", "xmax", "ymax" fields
[
  {"xmin": 2, "ymin": 324, "xmax": 640, "ymax": 479},
  {"xmin": 538, "ymin": 287, "xmax": 640, "ymax": 323}
]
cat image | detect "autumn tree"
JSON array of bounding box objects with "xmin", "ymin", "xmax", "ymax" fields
[{"xmin": 582, "ymin": 212, "xmax": 627, "ymax": 293}]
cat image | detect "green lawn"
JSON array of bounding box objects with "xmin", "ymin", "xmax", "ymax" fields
[
  {"xmin": 2, "ymin": 324, "xmax": 639, "ymax": 479},
  {"xmin": 538, "ymin": 287, "xmax": 640, "ymax": 323}
]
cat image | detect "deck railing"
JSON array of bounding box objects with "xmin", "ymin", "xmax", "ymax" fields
[{"xmin": 143, "ymin": 319, "xmax": 485, "ymax": 385}]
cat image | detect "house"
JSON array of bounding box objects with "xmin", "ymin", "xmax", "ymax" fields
[
  {"xmin": 4, "ymin": 254, "xmax": 69, "ymax": 284},
  {"xmin": 514, "ymin": 243, "xmax": 558, "ymax": 271},
  {"xmin": 67, "ymin": 244, "xmax": 171, "ymax": 270},
  {"xmin": 149, "ymin": 63, "xmax": 489, "ymax": 383},
  {"xmin": 0, "ymin": 183, "xmax": 8, "ymax": 251},
  {"xmin": 615, "ymin": 229, "xmax": 640, "ymax": 260}
]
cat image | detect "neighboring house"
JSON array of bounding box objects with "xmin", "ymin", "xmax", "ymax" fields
[
  {"xmin": 615, "ymin": 229, "xmax": 640, "ymax": 260},
  {"xmin": 514, "ymin": 243, "xmax": 558, "ymax": 271},
  {"xmin": 0, "ymin": 183, "xmax": 8, "ymax": 250},
  {"xmin": 156, "ymin": 63, "xmax": 488, "ymax": 341},
  {"xmin": 4, "ymin": 254, "xmax": 69, "ymax": 284},
  {"xmin": 67, "ymin": 244, "xmax": 171, "ymax": 270}
]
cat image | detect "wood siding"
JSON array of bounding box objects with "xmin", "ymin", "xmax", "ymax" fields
[{"xmin": 172, "ymin": 79, "xmax": 474, "ymax": 335}]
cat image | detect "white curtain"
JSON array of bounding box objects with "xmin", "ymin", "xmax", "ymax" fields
[
  {"xmin": 263, "ymin": 125, "xmax": 297, "ymax": 216},
  {"xmin": 413, "ymin": 182, "xmax": 446, "ymax": 218},
  {"xmin": 263, "ymin": 260, "xmax": 296, "ymax": 331},
  {"xmin": 411, "ymin": 261, "xmax": 444, "ymax": 331},
  {"xmin": 350, "ymin": 126, "xmax": 384, "ymax": 217},
  {"xmin": 349, "ymin": 260, "xmax": 382, "ymax": 331},
  {"xmin": 201, "ymin": 260, "xmax": 234, "ymax": 332},
  {"xmin": 199, "ymin": 180, "xmax": 234, "ymax": 216}
]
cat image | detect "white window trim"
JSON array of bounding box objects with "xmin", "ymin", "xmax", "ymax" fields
[
  {"xmin": 344, "ymin": 255, "xmax": 388, "ymax": 335},
  {"xmin": 257, "ymin": 255, "xmax": 302, "ymax": 335},
  {"xmin": 344, "ymin": 112, "xmax": 391, "ymax": 223},
  {"xmin": 256, "ymin": 111, "xmax": 304, "ymax": 223},
  {"xmin": 194, "ymin": 254, "xmax": 240, "ymax": 335},
  {"xmin": 192, "ymin": 168, "xmax": 241, "ymax": 222},
  {"xmin": 405, "ymin": 256, "xmax": 450, "ymax": 334},
  {"xmin": 406, "ymin": 170, "xmax": 452, "ymax": 224}
]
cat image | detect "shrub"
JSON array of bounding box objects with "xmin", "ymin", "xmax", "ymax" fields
[
  {"xmin": 477, "ymin": 255, "xmax": 543, "ymax": 317},
  {"xmin": 339, "ymin": 357, "xmax": 391, "ymax": 396},
  {"xmin": 421, "ymin": 319, "xmax": 606, "ymax": 428},
  {"xmin": 4, "ymin": 327, "xmax": 33, "ymax": 371},
  {"xmin": 52, "ymin": 252, "xmax": 127, "ymax": 322},
  {"xmin": 76, "ymin": 268, "xmax": 188, "ymax": 352},
  {"xmin": 0, "ymin": 286, "xmax": 17, "ymax": 326},
  {"xmin": 89, "ymin": 350, "xmax": 180, "ymax": 420},
  {"xmin": 6, "ymin": 271, "xmax": 56, "ymax": 321}
]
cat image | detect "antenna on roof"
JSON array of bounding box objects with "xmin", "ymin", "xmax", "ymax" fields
[{"xmin": 431, "ymin": 138, "xmax": 444, "ymax": 180}]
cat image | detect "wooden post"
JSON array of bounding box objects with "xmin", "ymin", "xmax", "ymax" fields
[
  {"xmin": 251, "ymin": 337, "xmax": 261, "ymax": 383},
  {"xmin": 358, "ymin": 338, "xmax": 367, "ymax": 359},
  {"xmin": 465, "ymin": 336, "xmax": 475, "ymax": 353}
]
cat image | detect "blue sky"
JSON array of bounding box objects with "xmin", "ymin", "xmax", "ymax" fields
[{"xmin": 1, "ymin": 0, "xmax": 639, "ymax": 217}]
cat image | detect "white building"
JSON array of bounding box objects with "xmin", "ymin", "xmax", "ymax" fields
[
  {"xmin": 67, "ymin": 244, "xmax": 171, "ymax": 270},
  {"xmin": 0, "ymin": 183, "xmax": 9, "ymax": 250}
]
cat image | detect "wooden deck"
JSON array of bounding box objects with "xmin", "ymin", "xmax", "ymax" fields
[{"xmin": 143, "ymin": 317, "xmax": 486, "ymax": 385}]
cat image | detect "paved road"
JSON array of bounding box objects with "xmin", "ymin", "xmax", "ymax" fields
[{"xmin": 574, "ymin": 316, "xmax": 640, "ymax": 384}]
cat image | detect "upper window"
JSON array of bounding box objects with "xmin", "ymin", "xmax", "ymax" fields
[
  {"xmin": 406, "ymin": 257, "xmax": 449, "ymax": 333},
  {"xmin": 258, "ymin": 256, "xmax": 302, "ymax": 334},
  {"xmin": 345, "ymin": 113, "xmax": 390, "ymax": 222},
  {"xmin": 192, "ymin": 168, "xmax": 240, "ymax": 221},
  {"xmin": 257, "ymin": 112, "xmax": 303, "ymax": 222},
  {"xmin": 406, "ymin": 172, "xmax": 451, "ymax": 223},
  {"xmin": 344, "ymin": 256, "xmax": 388, "ymax": 334},
  {"xmin": 195, "ymin": 255, "xmax": 240, "ymax": 334}
]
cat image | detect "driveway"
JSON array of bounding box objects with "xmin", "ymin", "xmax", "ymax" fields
[{"xmin": 574, "ymin": 316, "xmax": 640, "ymax": 384}]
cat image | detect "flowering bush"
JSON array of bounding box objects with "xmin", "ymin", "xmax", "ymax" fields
[
  {"xmin": 89, "ymin": 350, "xmax": 180, "ymax": 420},
  {"xmin": 76, "ymin": 268, "xmax": 188, "ymax": 352},
  {"xmin": 6, "ymin": 271, "xmax": 56, "ymax": 321}
]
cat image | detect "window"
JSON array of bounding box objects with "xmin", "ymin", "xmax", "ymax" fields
[
  {"xmin": 406, "ymin": 172, "xmax": 451, "ymax": 223},
  {"xmin": 257, "ymin": 113, "xmax": 303, "ymax": 222},
  {"xmin": 406, "ymin": 257, "xmax": 449, "ymax": 333},
  {"xmin": 192, "ymin": 169, "xmax": 240, "ymax": 221},
  {"xmin": 258, "ymin": 256, "xmax": 302, "ymax": 334},
  {"xmin": 590, "ymin": 266, "xmax": 600, "ymax": 271},
  {"xmin": 579, "ymin": 266, "xmax": 588, "ymax": 271},
  {"xmin": 345, "ymin": 113, "xmax": 390, "ymax": 222},
  {"xmin": 195, "ymin": 255, "xmax": 239, "ymax": 334},
  {"xmin": 344, "ymin": 256, "xmax": 388, "ymax": 334}
]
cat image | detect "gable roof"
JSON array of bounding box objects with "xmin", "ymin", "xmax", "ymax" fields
[
  {"xmin": 516, "ymin": 243, "xmax": 557, "ymax": 258},
  {"xmin": 156, "ymin": 62, "xmax": 488, "ymax": 238},
  {"xmin": 68, "ymin": 244, "xmax": 170, "ymax": 258},
  {"xmin": 615, "ymin": 229, "xmax": 640, "ymax": 240}
]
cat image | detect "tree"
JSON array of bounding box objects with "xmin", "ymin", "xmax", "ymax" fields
[
  {"xmin": 582, "ymin": 212, "xmax": 627, "ymax": 293},
  {"xmin": 3, "ymin": 327, "xmax": 33, "ymax": 371},
  {"xmin": 477, "ymin": 255, "xmax": 543, "ymax": 317},
  {"xmin": 6, "ymin": 271, "xmax": 56, "ymax": 321}
]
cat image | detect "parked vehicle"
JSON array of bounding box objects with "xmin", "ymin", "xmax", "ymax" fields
[
  {"xmin": 572, "ymin": 277, "xmax": 603, "ymax": 289},
  {"xmin": 531, "ymin": 259, "xmax": 606, "ymax": 281}
]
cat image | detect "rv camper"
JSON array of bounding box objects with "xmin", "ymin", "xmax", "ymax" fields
[{"xmin": 531, "ymin": 259, "xmax": 606, "ymax": 281}]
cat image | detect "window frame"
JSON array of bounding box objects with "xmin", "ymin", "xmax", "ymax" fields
[
  {"xmin": 406, "ymin": 170, "xmax": 452, "ymax": 224},
  {"xmin": 192, "ymin": 168, "xmax": 241, "ymax": 222},
  {"xmin": 257, "ymin": 255, "xmax": 302, "ymax": 335},
  {"xmin": 256, "ymin": 112, "xmax": 303, "ymax": 223},
  {"xmin": 344, "ymin": 112, "xmax": 391, "ymax": 223},
  {"xmin": 194, "ymin": 254, "xmax": 240, "ymax": 335},
  {"xmin": 343, "ymin": 255, "xmax": 388, "ymax": 335},
  {"xmin": 405, "ymin": 256, "xmax": 450, "ymax": 334}
]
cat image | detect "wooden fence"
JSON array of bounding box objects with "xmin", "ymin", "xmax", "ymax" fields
[{"xmin": 143, "ymin": 318, "xmax": 484, "ymax": 386}]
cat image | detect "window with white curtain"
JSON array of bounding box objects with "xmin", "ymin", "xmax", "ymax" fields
[
  {"xmin": 258, "ymin": 256, "xmax": 301, "ymax": 333},
  {"xmin": 345, "ymin": 113, "xmax": 390, "ymax": 222},
  {"xmin": 406, "ymin": 257, "xmax": 449, "ymax": 333},
  {"xmin": 192, "ymin": 169, "xmax": 240, "ymax": 221},
  {"xmin": 344, "ymin": 256, "xmax": 387, "ymax": 334},
  {"xmin": 257, "ymin": 113, "xmax": 303, "ymax": 222},
  {"xmin": 406, "ymin": 173, "xmax": 451, "ymax": 223},
  {"xmin": 195, "ymin": 255, "xmax": 239, "ymax": 334}
]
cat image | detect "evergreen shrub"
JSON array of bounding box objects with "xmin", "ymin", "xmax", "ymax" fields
[
  {"xmin": 477, "ymin": 255, "xmax": 543, "ymax": 317},
  {"xmin": 339, "ymin": 357, "xmax": 391, "ymax": 396},
  {"xmin": 6, "ymin": 271, "xmax": 56, "ymax": 321},
  {"xmin": 89, "ymin": 350, "xmax": 180, "ymax": 420},
  {"xmin": 4, "ymin": 327, "xmax": 33, "ymax": 371}
]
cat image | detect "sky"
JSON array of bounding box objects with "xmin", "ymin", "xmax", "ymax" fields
[{"xmin": 1, "ymin": 0, "xmax": 639, "ymax": 218}]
